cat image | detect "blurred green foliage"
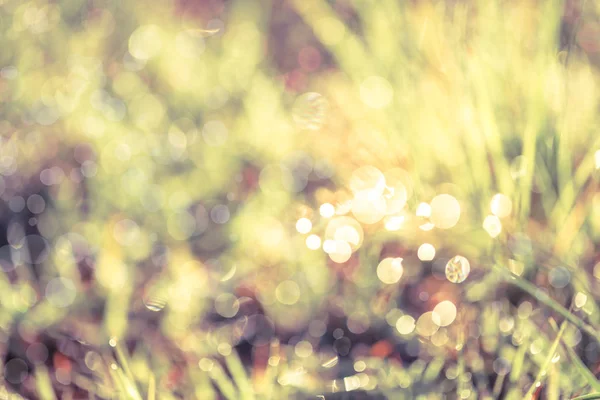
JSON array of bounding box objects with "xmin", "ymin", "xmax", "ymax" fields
[{"xmin": 2, "ymin": 0, "xmax": 600, "ymax": 398}]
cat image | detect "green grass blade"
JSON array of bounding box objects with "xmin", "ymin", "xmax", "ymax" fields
[
  {"xmin": 209, "ymin": 362, "xmax": 238, "ymax": 400},
  {"xmin": 524, "ymin": 319, "xmax": 567, "ymax": 399},
  {"xmin": 224, "ymin": 351, "xmax": 255, "ymax": 400},
  {"xmin": 34, "ymin": 365, "xmax": 57, "ymax": 400},
  {"xmin": 493, "ymin": 264, "xmax": 600, "ymax": 342}
]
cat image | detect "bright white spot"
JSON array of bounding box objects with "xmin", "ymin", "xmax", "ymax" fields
[
  {"xmin": 319, "ymin": 203, "xmax": 335, "ymax": 218},
  {"xmin": 296, "ymin": 218, "xmax": 312, "ymax": 234},
  {"xmin": 306, "ymin": 234, "xmax": 321, "ymax": 250},
  {"xmin": 417, "ymin": 243, "xmax": 436, "ymax": 261}
]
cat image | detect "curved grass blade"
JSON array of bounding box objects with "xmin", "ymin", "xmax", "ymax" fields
[
  {"xmin": 523, "ymin": 318, "xmax": 566, "ymax": 399},
  {"xmin": 493, "ymin": 264, "xmax": 600, "ymax": 342}
]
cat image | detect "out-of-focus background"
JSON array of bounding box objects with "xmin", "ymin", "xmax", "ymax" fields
[{"xmin": 2, "ymin": 0, "xmax": 600, "ymax": 398}]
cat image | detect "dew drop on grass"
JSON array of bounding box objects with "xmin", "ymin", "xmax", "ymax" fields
[
  {"xmin": 143, "ymin": 281, "xmax": 169, "ymax": 312},
  {"xmin": 445, "ymin": 255, "xmax": 470, "ymax": 283},
  {"xmin": 292, "ymin": 92, "xmax": 328, "ymax": 130}
]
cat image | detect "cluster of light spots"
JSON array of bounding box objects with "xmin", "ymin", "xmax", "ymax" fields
[
  {"xmin": 45, "ymin": 277, "xmax": 77, "ymax": 308},
  {"xmin": 319, "ymin": 203, "xmax": 335, "ymax": 218},
  {"xmin": 296, "ymin": 217, "xmax": 312, "ymax": 234},
  {"xmin": 292, "ymin": 92, "xmax": 328, "ymax": 130},
  {"xmin": 430, "ymin": 194, "xmax": 461, "ymax": 229},
  {"xmin": 360, "ymin": 76, "xmax": 393, "ymax": 109},
  {"xmin": 377, "ymin": 257, "xmax": 404, "ymax": 284},
  {"xmin": 445, "ymin": 255, "xmax": 470, "ymax": 283},
  {"xmin": 323, "ymin": 216, "xmax": 364, "ymax": 263},
  {"xmin": 306, "ymin": 234, "xmax": 322, "ymax": 250},
  {"xmin": 215, "ymin": 293, "xmax": 240, "ymax": 318},
  {"xmin": 275, "ymin": 280, "xmax": 301, "ymax": 305},
  {"xmin": 490, "ymin": 193, "xmax": 512, "ymax": 218},
  {"xmin": 417, "ymin": 243, "xmax": 436, "ymax": 261},
  {"xmin": 483, "ymin": 215, "xmax": 502, "ymax": 238},
  {"xmin": 347, "ymin": 166, "xmax": 410, "ymax": 225},
  {"xmin": 432, "ymin": 300, "xmax": 457, "ymax": 326},
  {"xmin": 396, "ymin": 315, "xmax": 416, "ymax": 334},
  {"xmin": 351, "ymin": 190, "xmax": 387, "ymax": 224},
  {"xmin": 415, "ymin": 311, "xmax": 441, "ymax": 336}
]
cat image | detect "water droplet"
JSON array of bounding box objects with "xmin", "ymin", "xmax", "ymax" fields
[
  {"xmin": 445, "ymin": 255, "xmax": 470, "ymax": 283},
  {"xmin": 143, "ymin": 282, "xmax": 168, "ymax": 312},
  {"xmin": 292, "ymin": 92, "xmax": 328, "ymax": 130}
]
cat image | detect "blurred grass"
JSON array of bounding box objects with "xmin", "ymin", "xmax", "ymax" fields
[{"xmin": 1, "ymin": 0, "xmax": 600, "ymax": 398}]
